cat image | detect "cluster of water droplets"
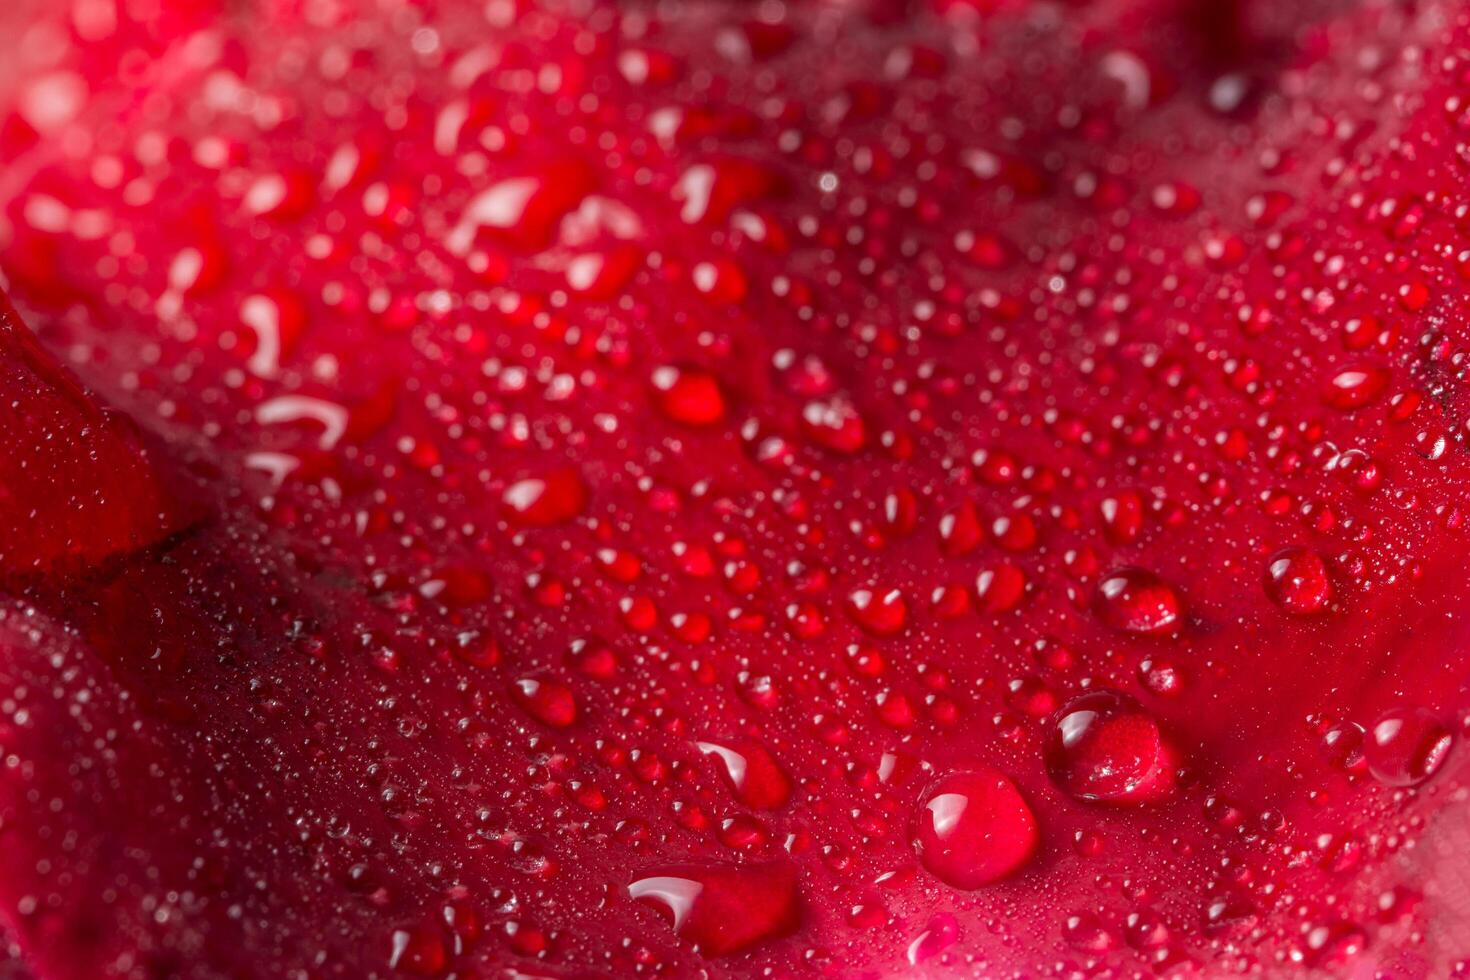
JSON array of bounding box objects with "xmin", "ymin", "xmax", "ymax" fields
[{"xmin": 2, "ymin": 0, "xmax": 1470, "ymax": 975}]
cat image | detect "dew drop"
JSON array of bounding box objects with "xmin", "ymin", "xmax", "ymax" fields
[
  {"xmin": 1045, "ymin": 691, "xmax": 1179, "ymax": 804},
  {"xmin": 501, "ymin": 467, "xmax": 588, "ymax": 527},
  {"xmin": 1322, "ymin": 364, "xmax": 1389, "ymax": 410},
  {"xmin": 387, "ymin": 923, "xmax": 448, "ymax": 976},
  {"xmin": 1263, "ymin": 546, "xmax": 1333, "ymax": 615},
  {"xmin": 974, "ymin": 562, "xmax": 1026, "ymax": 614},
  {"xmin": 650, "ymin": 366, "xmax": 727, "ymax": 426},
  {"xmin": 913, "ymin": 769, "xmax": 1039, "ymax": 889},
  {"xmin": 846, "ymin": 586, "xmax": 909, "ymax": 636},
  {"xmin": 1063, "ymin": 911, "xmax": 1118, "ymax": 952},
  {"xmin": 1365, "ymin": 707, "xmax": 1452, "ymax": 787},
  {"xmin": 695, "ymin": 738, "xmax": 793, "ymax": 810},
  {"xmin": 628, "ymin": 860, "xmax": 801, "ymax": 956},
  {"xmin": 1321, "ymin": 721, "xmax": 1366, "ymax": 772},
  {"xmin": 1093, "ymin": 568, "xmax": 1182, "ymax": 635},
  {"xmin": 905, "ymin": 913, "xmax": 960, "ymax": 965},
  {"xmin": 511, "ymin": 676, "xmax": 578, "ymax": 728},
  {"xmin": 801, "ymin": 397, "xmax": 867, "ymax": 453}
]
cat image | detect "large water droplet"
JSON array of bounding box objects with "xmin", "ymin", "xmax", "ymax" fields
[
  {"xmin": 1365, "ymin": 707, "xmax": 1451, "ymax": 787},
  {"xmin": 446, "ymin": 159, "xmax": 595, "ymax": 253},
  {"xmin": 628, "ymin": 860, "xmax": 801, "ymax": 956},
  {"xmin": 1263, "ymin": 547, "xmax": 1333, "ymax": 615},
  {"xmin": 846, "ymin": 586, "xmax": 909, "ymax": 636},
  {"xmin": 913, "ymin": 769, "xmax": 1039, "ymax": 889},
  {"xmin": 1322, "ymin": 364, "xmax": 1389, "ymax": 410},
  {"xmin": 801, "ymin": 397, "xmax": 868, "ymax": 454},
  {"xmin": 905, "ymin": 913, "xmax": 960, "ymax": 965},
  {"xmin": 501, "ymin": 467, "xmax": 589, "ymax": 527},
  {"xmin": 511, "ymin": 676, "xmax": 578, "ymax": 728},
  {"xmin": 650, "ymin": 366, "xmax": 728, "ymax": 426},
  {"xmin": 695, "ymin": 738, "xmax": 793, "ymax": 810},
  {"xmin": 1045, "ymin": 691, "xmax": 1179, "ymax": 804},
  {"xmin": 974, "ymin": 562, "xmax": 1027, "ymax": 614},
  {"xmin": 1093, "ymin": 568, "xmax": 1182, "ymax": 634}
]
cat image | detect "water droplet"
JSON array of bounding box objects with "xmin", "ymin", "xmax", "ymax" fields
[
  {"xmin": 846, "ymin": 586, "xmax": 909, "ymax": 636},
  {"xmin": 1365, "ymin": 707, "xmax": 1451, "ymax": 787},
  {"xmin": 1263, "ymin": 546, "xmax": 1333, "ymax": 615},
  {"xmin": 801, "ymin": 397, "xmax": 867, "ymax": 453},
  {"xmin": 501, "ymin": 467, "xmax": 588, "ymax": 527},
  {"xmin": 1322, "ymin": 365, "xmax": 1389, "ymax": 410},
  {"xmin": 511, "ymin": 676, "xmax": 578, "ymax": 728},
  {"xmin": 1063, "ymin": 911, "xmax": 1118, "ymax": 951},
  {"xmin": 905, "ymin": 913, "xmax": 960, "ymax": 965},
  {"xmin": 913, "ymin": 769, "xmax": 1039, "ymax": 888},
  {"xmin": 1093, "ymin": 568, "xmax": 1182, "ymax": 634},
  {"xmin": 695, "ymin": 738, "xmax": 792, "ymax": 810},
  {"xmin": 1100, "ymin": 491, "xmax": 1145, "ymax": 544},
  {"xmin": 628, "ymin": 861, "xmax": 801, "ymax": 956},
  {"xmin": 1045, "ymin": 691, "xmax": 1179, "ymax": 804},
  {"xmin": 1321, "ymin": 721, "xmax": 1366, "ymax": 772},
  {"xmin": 446, "ymin": 159, "xmax": 595, "ymax": 253},
  {"xmin": 388, "ymin": 923, "xmax": 448, "ymax": 976},
  {"xmin": 650, "ymin": 366, "xmax": 727, "ymax": 426},
  {"xmin": 938, "ymin": 501, "xmax": 984, "ymax": 556},
  {"xmin": 974, "ymin": 562, "xmax": 1026, "ymax": 614}
]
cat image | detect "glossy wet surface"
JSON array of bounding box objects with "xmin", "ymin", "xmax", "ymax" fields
[{"xmin": 3, "ymin": 0, "xmax": 1470, "ymax": 976}]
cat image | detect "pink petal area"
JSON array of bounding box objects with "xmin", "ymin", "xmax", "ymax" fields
[
  {"xmin": 1, "ymin": 0, "xmax": 1470, "ymax": 977},
  {"xmin": 0, "ymin": 294, "xmax": 186, "ymax": 581}
]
